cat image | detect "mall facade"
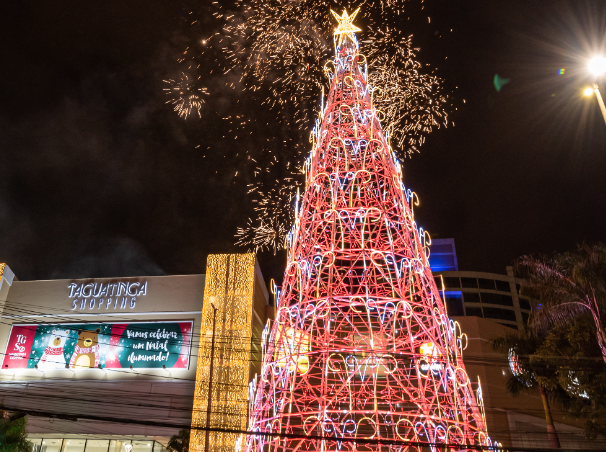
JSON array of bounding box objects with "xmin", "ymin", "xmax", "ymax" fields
[{"xmin": 0, "ymin": 254, "xmax": 272, "ymax": 452}]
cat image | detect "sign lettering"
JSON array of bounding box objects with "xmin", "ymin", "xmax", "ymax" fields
[{"xmin": 68, "ymin": 281, "xmax": 148, "ymax": 311}]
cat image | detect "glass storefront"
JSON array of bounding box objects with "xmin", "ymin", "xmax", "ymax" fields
[{"xmin": 27, "ymin": 438, "xmax": 168, "ymax": 452}]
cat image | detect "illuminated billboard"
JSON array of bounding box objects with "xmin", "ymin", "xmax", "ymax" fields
[{"xmin": 3, "ymin": 321, "xmax": 192, "ymax": 370}]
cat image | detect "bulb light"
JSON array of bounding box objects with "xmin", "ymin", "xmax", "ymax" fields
[{"xmin": 589, "ymin": 56, "xmax": 606, "ymax": 76}]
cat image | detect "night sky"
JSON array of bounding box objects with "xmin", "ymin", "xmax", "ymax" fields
[{"xmin": 1, "ymin": 0, "xmax": 605, "ymax": 284}]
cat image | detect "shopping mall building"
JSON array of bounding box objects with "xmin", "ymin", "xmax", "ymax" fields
[{"xmin": 0, "ymin": 255, "xmax": 272, "ymax": 452}]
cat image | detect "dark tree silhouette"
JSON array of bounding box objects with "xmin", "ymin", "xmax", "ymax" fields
[
  {"xmin": 0, "ymin": 411, "xmax": 32, "ymax": 452},
  {"xmin": 167, "ymin": 429, "xmax": 190, "ymax": 452},
  {"xmin": 516, "ymin": 243, "xmax": 606, "ymax": 362}
]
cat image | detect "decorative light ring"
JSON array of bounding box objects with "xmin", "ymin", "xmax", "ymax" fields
[
  {"xmin": 328, "ymin": 353, "xmax": 346, "ymax": 372},
  {"xmin": 314, "ymin": 299, "xmax": 331, "ymax": 318},
  {"xmin": 367, "ymin": 138, "xmax": 385, "ymax": 152},
  {"xmin": 357, "ymin": 417, "xmax": 377, "ymax": 439},
  {"xmin": 322, "ymin": 250, "xmax": 335, "ymax": 267},
  {"xmin": 434, "ymin": 424, "xmax": 448, "ymax": 442},
  {"xmin": 395, "ymin": 300, "xmax": 413, "ymax": 319},
  {"xmin": 349, "ymin": 296, "xmax": 367, "ymax": 312},
  {"xmin": 365, "ymin": 206, "xmax": 382, "ymax": 221},
  {"xmin": 303, "ymin": 416, "xmax": 321, "ymax": 436},
  {"xmin": 339, "ymin": 103, "xmax": 354, "ymax": 116},
  {"xmin": 323, "ymin": 209, "xmax": 338, "ymax": 223},
  {"xmin": 476, "ymin": 431, "xmax": 489, "ymax": 446},
  {"xmin": 329, "ymin": 136, "xmax": 345, "ymax": 150},
  {"xmin": 395, "ymin": 419, "xmax": 415, "ymax": 441},
  {"xmin": 370, "ymin": 250, "xmax": 387, "ymax": 268},
  {"xmin": 381, "ymin": 353, "xmax": 398, "ymax": 374},
  {"xmin": 455, "ymin": 367, "xmax": 470, "ymax": 386},
  {"xmin": 345, "ymin": 354, "xmax": 358, "ymax": 370},
  {"xmin": 313, "ymin": 172, "xmax": 330, "ymax": 186},
  {"xmin": 446, "ymin": 425, "xmax": 465, "ymax": 445}
]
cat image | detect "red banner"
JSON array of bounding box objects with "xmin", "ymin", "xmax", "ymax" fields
[{"xmin": 3, "ymin": 325, "xmax": 37, "ymax": 368}]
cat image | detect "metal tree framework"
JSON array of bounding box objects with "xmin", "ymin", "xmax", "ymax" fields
[{"xmin": 245, "ymin": 10, "xmax": 498, "ymax": 452}]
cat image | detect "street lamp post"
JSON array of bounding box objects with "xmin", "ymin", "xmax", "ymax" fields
[
  {"xmin": 587, "ymin": 56, "xmax": 606, "ymax": 126},
  {"xmin": 205, "ymin": 303, "xmax": 218, "ymax": 452}
]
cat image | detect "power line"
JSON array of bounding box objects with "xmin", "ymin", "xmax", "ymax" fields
[{"xmin": 4, "ymin": 404, "xmax": 603, "ymax": 452}]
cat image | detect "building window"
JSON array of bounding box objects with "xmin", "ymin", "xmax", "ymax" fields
[
  {"xmin": 131, "ymin": 442, "xmax": 154, "ymax": 452},
  {"xmin": 109, "ymin": 441, "xmax": 132, "ymax": 452},
  {"xmin": 63, "ymin": 439, "xmax": 86, "ymax": 452},
  {"xmin": 431, "ymin": 244, "xmax": 453, "ymax": 254},
  {"xmin": 522, "ymin": 312, "xmax": 530, "ymax": 325},
  {"xmin": 30, "ymin": 440, "xmax": 163, "ymax": 452},
  {"xmin": 27, "ymin": 439, "xmax": 42, "ymax": 452},
  {"xmin": 499, "ymin": 323, "xmax": 518, "ymax": 330},
  {"xmin": 463, "ymin": 292, "xmax": 481, "ymax": 304},
  {"xmin": 495, "ymin": 280, "xmax": 511, "ymax": 292},
  {"xmin": 445, "ymin": 296, "xmax": 464, "ymax": 316},
  {"xmin": 478, "ymin": 278, "xmax": 495, "ymax": 290},
  {"xmin": 461, "ymin": 277, "xmax": 478, "ymax": 288},
  {"xmin": 519, "ymin": 298, "xmax": 531, "ymax": 311},
  {"xmin": 483, "ymin": 307, "xmax": 517, "ymax": 322},
  {"xmin": 481, "ymin": 293, "xmax": 514, "ymax": 307},
  {"xmin": 41, "ymin": 439, "xmax": 63, "ymax": 452},
  {"xmin": 465, "ymin": 307, "xmax": 483, "ymax": 317},
  {"xmin": 443, "ymin": 277, "xmax": 461, "ymax": 288},
  {"xmin": 85, "ymin": 441, "xmax": 110, "ymax": 452}
]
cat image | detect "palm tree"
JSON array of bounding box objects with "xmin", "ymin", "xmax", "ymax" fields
[
  {"xmin": 493, "ymin": 331, "xmax": 564, "ymax": 449},
  {"xmin": 167, "ymin": 429, "xmax": 190, "ymax": 452},
  {"xmin": 516, "ymin": 243, "xmax": 606, "ymax": 363}
]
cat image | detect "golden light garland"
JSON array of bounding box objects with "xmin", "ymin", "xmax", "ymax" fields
[{"xmin": 190, "ymin": 254, "xmax": 257, "ymax": 452}]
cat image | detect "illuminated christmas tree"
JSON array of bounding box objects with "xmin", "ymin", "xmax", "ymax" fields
[{"xmin": 245, "ymin": 10, "xmax": 498, "ymax": 452}]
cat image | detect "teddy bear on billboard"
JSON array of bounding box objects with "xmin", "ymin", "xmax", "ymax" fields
[
  {"xmin": 68, "ymin": 328, "xmax": 101, "ymax": 369},
  {"xmin": 37, "ymin": 329, "xmax": 70, "ymax": 370}
]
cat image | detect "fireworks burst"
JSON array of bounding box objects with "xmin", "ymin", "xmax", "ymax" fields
[
  {"xmin": 235, "ymin": 182, "xmax": 300, "ymax": 253},
  {"xmin": 365, "ymin": 28, "xmax": 449, "ymax": 151},
  {"xmin": 167, "ymin": 0, "xmax": 454, "ymax": 253},
  {"xmin": 163, "ymin": 72, "xmax": 209, "ymax": 118}
]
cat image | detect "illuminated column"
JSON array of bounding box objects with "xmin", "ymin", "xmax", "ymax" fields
[
  {"xmin": 245, "ymin": 10, "xmax": 498, "ymax": 452},
  {"xmin": 191, "ymin": 254, "xmax": 256, "ymax": 452}
]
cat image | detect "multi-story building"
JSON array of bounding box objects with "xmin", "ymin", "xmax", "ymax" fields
[
  {"xmin": 456, "ymin": 315, "xmax": 605, "ymax": 450},
  {"xmin": 0, "ymin": 254, "xmax": 271, "ymax": 452},
  {"xmin": 429, "ymin": 239, "xmax": 605, "ymax": 449},
  {"xmin": 429, "ymin": 238, "xmax": 531, "ymax": 330}
]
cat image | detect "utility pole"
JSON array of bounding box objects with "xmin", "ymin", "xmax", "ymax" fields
[{"xmin": 205, "ymin": 303, "xmax": 218, "ymax": 452}]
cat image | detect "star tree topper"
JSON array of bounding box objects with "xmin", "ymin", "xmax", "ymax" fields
[{"xmin": 330, "ymin": 8, "xmax": 362, "ymax": 44}]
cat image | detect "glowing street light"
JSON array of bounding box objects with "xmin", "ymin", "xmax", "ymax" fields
[
  {"xmin": 586, "ymin": 56, "xmax": 606, "ymax": 126},
  {"xmin": 589, "ymin": 56, "xmax": 606, "ymax": 76}
]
